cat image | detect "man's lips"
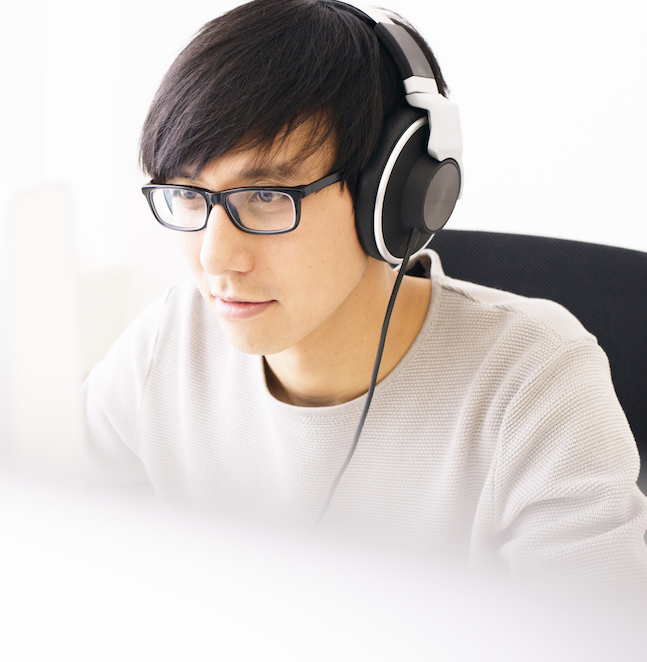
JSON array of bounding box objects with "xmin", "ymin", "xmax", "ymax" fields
[{"xmin": 213, "ymin": 296, "xmax": 276, "ymax": 320}]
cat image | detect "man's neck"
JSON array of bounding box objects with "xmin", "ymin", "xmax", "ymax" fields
[{"xmin": 264, "ymin": 264, "xmax": 431, "ymax": 407}]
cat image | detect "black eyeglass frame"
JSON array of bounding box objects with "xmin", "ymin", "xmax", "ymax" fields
[{"xmin": 141, "ymin": 171, "xmax": 342, "ymax": 234}]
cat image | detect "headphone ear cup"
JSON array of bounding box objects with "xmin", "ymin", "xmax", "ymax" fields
[
  {"xmin": 355, "ymin": 106, "xmax": 437, "ymax": 263},
  {"xmin": 401, "ymin": 156, "xmax": 461, "ymax": 234}
]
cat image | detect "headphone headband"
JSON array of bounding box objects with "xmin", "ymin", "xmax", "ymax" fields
[
  {"xmin": 326, "ymin": 1, "xmax": 463, "ymax": 196},
  {"xmin": 327, "ymin": 3, "xmax": 434, "ymax": 78}
]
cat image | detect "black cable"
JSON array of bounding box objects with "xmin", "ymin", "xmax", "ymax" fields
[{"xmin": 313, "ymin": 227, "xmax": 421, "ymax": 528}]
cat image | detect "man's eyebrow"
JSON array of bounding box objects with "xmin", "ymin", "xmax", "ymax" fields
[
  {"xmin": 238, "ymin": 161, "xmax": 301, "ymax": 181},
  {"xmin": 172, "ymin": 160, "xmax": 303, "ymax": 186}
]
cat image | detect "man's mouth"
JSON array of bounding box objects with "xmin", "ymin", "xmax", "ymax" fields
[{"xmin": 214, "ymin": 297, "xmax": 276, "ymax": 320}]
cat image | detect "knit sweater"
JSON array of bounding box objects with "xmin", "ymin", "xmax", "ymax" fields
[{"xmin": 82, "ymin": 250, "xmax": 647, "ymax": 587}]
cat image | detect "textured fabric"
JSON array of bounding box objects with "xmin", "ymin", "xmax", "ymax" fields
[
  {"xmin": 430, "ymin": 229, "xmax": 647, "ymax": 482},
  {"xmin": 82, "ymin": 250, "xmax": 647, "ymax": 588}
]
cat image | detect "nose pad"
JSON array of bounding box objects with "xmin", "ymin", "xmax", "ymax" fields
[{"xmin": 199, "ymin": 203, "xmax": 253, "ymax": 275}]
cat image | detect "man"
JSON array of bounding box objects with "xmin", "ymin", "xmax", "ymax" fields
[{"xmin": 83, "ymin": 0, "xmax": 647, "ymax": 589}]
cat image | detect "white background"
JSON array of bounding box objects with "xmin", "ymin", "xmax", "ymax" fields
[{"xmin": 0, "ymin": 0, "xmax": 646, "ymax": 462}]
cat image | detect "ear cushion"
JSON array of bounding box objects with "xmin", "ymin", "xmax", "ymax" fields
[{"xmin": 355, "ymin": 105, "xmax": 434, "ymax": 262}]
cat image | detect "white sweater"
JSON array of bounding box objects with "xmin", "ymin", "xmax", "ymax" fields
[{"xmin": 82, "ymin": 251, "xmax": 647, "ymax": 587}]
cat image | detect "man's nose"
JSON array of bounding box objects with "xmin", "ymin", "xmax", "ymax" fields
[{"xmin": 199, "ymin": 204, "xmax": 254, "ymax": 275}]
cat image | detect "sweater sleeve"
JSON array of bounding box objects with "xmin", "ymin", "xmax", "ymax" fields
[
  {"xmin": 491, "ymin": 338, "xmax": 647, "ymax": 591},
  {"xmin": 80, "ymin": 293, "xmax": 168, "ymax": 487}
]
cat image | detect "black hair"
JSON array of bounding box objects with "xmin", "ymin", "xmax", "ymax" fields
[{"xmin": 139, "ymin": 0, "xmax": 448, "ymax": 200}]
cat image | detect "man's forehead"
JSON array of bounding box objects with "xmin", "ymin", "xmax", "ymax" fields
[
  {"xmin": 180, "ymin": 153, "xmax": 314, "ymax": 187},
  {"xmin": 236, "ymin": 119, "xmax": 336, "ymax": 179},
  {"xmin": 236, "ymin": 157, "xmax": 303, "ymax": 182},
  {"xmin": 184, "ymin": 129, "xmax": 335, "ymax": 186}
]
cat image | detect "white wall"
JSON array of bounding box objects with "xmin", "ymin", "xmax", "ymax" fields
[{"xmin": 1, "ymin": 0, "xmax": 646, "ymax": 468}]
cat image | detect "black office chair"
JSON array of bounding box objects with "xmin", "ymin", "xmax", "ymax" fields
[{"xmin": 430, "ymin": 230, "xmax": 647, "ymax": 493}]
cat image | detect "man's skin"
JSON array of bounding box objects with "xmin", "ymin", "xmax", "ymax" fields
[{"xmin": 170, "ymin": 119, "xmax": 432, "ymax": 407}]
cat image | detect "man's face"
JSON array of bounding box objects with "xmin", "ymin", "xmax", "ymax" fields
[{"xmin": 171, "ymin": 122, "xmax": 371, "ymax": 357}]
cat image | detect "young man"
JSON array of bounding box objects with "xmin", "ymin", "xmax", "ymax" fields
[{"xmin": 83, "ymin": 0, "xmax": 647, "ymax": 589}]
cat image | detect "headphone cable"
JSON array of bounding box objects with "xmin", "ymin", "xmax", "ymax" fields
[{"xmin": 313, "ymin": 227, "xmax": 421, "ymax": 528}]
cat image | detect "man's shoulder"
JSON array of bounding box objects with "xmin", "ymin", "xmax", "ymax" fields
[{"xmin": 426, "ymin": 252, "xmax": 596, "ymax": 351}]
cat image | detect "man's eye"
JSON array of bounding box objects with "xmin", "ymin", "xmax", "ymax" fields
[
  {"xmin": 250, "ymin": 190, "xmax": 282, "ymax": 203},
  {"xmin": 176, "ymin": 189, "xmax": 200, "ymax": 201}
]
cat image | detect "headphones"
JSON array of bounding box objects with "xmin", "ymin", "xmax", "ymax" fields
[{"xmin": 325, "ymin": 1, "xmax": 463, "ymax": 265}]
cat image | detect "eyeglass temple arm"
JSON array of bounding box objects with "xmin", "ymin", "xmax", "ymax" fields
[{"xmin": 301, "ymin": 172, "xmax": 342, "ymax": 197}]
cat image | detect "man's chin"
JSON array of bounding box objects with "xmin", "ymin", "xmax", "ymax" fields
[{"xmin": 216, "ymin": 319, "xmax": 289, "ymax": 356}]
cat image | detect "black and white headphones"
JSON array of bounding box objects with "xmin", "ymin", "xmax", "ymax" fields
[{"xmin": 326, "ymin": 1, "xmax": 463, "ymax": 265}]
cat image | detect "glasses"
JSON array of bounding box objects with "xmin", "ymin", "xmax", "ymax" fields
[{"xmin": 142, "ymin": 171, "xmax": 341, "ymax": 234}]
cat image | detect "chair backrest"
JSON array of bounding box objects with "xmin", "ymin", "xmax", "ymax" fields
[{"xmin": 430, "ymin": 230, "xmax": 647, "ymax": 492}]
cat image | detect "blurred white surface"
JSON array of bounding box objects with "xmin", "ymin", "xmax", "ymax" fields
[
  {"xmin": 76, "ymin": 264, "xmax": 130, "ymax": 378},
  {"xmin": 3, "ymin": 187, "xmax": 84, "ymax": 476},
  {"xmin": 1, "ymin": 470, "xmax": 645, "ymax": 662}
]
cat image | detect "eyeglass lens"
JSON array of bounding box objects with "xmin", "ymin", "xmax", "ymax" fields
[{"xmin": 150, "ymin": 188, "xmax": 297, "ymax": 231}]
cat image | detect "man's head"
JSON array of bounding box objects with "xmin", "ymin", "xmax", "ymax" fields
[
  {"xmin": 139, "ymin": 0, "xmax": 447, "ymax": 202},
  {"xmin": 139, "ymin": 0, "xmax": 449, "ymax": 359}
]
